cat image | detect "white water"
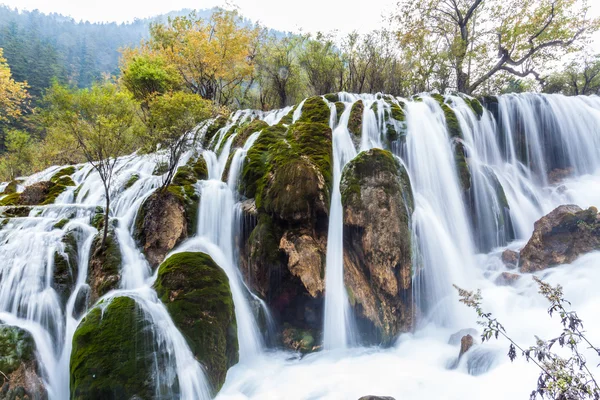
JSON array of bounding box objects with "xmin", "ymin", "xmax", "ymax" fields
[{"xmin": 1, "ymin": 93, "xmax": 600, "ymax": 399}]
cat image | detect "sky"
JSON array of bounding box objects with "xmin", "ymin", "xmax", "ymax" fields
[{"xmin": 0, "ymin": 0, "xmax": 398, "ymax": 34}]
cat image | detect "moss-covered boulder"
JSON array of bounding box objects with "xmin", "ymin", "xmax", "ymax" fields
[
  {"xmin": 87, "ymin": 228, "xmax": 121, "ymax": 303},
  {"xmin": 519, "ymin": 205, "xmax": 600, "ymax": 273},
  {"xmin": 232, "ymin": 119, "xmax": 268, "ymax": 148},
  {"xmin": 340, "ymin": 149, "xmax": 414, "ymax": 345},
  {"xmin": 297, "ymin": 96, "xmax": 330, "ymax": 124},
  {"xmin": 453, "ymin": 139, "xmax": 471, "ymax": 191},
  {"xmin": 2, "ymin": 180, "xmax": 19, "ymax": 195},
  {"xmin": 202, "ymin": 116, "xmax": 228, "ymax": 149},
  {"xmin": 154, "ymin": 252, "xmax": 238, "ymax": 392},
  {"xmin": 70, "ymin": 296, "xmax": 166, "ymax": 400},
  {"xmin": 348, "ymin": 100, "xmax": 364, "ymax": 138},
  {"xmin": 0, "ymin": 324, "xmax": 46, "ymax": 399},
  {"xmin": 134, "ymin": 190, "xmax": 187, "ymax": 269},
  {"xmin": 0, "ymin": 180, "xmax": 72, "ymax": 206},
  {"xmin": 53, "ymin": 232, "xmax": 79, "ymax": 307}
]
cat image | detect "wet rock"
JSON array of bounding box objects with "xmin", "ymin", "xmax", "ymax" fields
[
  {"xmin": 501, "ymin": 249, "xmax": 519, "ymax": 269},
  {"xmin": 459, "ymin": 334, "xmax": 474, "ymax": 359},
  {"xmin": 0, "ymin": 180, "xmax": 71, "ymax": 207},
  {"xmin": 52, "ymin": 232, "xmax": 79, "ymax": 307},
  {"xmin": 340, "ymin": 149, "xmax": 414, "ymax": 345},
  {"xmin": 279, "ymin": 231, "xmax": 325, "ymax": 298},
  {"xmin": 348, "ymin": 100, "xmax": 364, "ymax": 138},
  {"xmin": 154, "ymin": 252, "xmax": 238, "ymax": 392},
  {"xmin": 495, "ymin": 272, "xmax": 521, "ymax": 286},
  {"xmin": 548, "ymin": 167, "xmax": 574, "ymax": 184},
  {"xmin": 87, "ymin": 227, "xmax": 121, "ymax": 303},
  {"xmin": 0, "ymin": 324, "xmax": 47, "ymax": 400},
  {"xmin": 519, "ymin": 205, "xmax": 600, "ymax": 273},
  {"xmin": 448, "ymin": 328, "xmax": 478, "ymax": 345},
  {"xmin": 134, "ymin": 190, "xmax": 187, "ymax": 269},
  {"xmin": 358, "ymin": 396, "xmax": 396, "ymax": 400},
  {"xmin": 70, "ymin": 296, "xmax": 165, "ymax": 400},
  {"xmin": 281, "ymin": 324, "xmax": 319, "ymax": 354}
]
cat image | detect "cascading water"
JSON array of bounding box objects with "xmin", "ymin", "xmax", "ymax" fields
[{"xmin": 1, "ymin": 92, "xmax": 600, "ymax": 400}]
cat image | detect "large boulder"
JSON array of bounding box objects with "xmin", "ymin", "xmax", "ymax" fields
[
  {"xmin": 70, "ymin": 296, "xmax": 169, "ymax": 400},
  {"xmin": 340, "ymin": 149, "xmax": 414, "ymax": 345},
  {"xmin": 87, "ymin": 228, "xmax": 121, "ymax": 303},
  {"xmin": 154, "ymin": 252, "xmax": 238, "ymax": 392},
  {"xmin": 134, "ymin": 190, "xmax": 187, "ymax": 269},
  {"xmin": 52, "ymin": 232, "xmax": 79, "ymax": 308},
  {"xmin": 0, "ymin": 324, "xmax": 46, "ymax": 400},
  {"xmin": 520, "ymin": 205, "xmax": 600, "ymax": 273}
]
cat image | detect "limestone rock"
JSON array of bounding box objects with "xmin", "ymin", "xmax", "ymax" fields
[
  {"xmin": 340, "ymin": 149, "xmax": 414, "ymax": 345},
  {"xmin": 520, "ymin": 205, "xmax": 600, "ymax": 272},
  {"xmin": 134, "ymin": 190, "xmax": 187, "ymax": 268},
  {"xmin": 87, "ymin": 228, "xmax": 121, "ymax": 303}
]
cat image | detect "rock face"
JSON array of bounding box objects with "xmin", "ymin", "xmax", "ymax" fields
[
  {"xmin": 70, "ymin": 297, "xmax": 163, "ymax": 400},
  {"xmin": 459, "ymin": 334, "xmax": 474, "ymax": 359},
  {"xmin": 340, "ymin": 149, "xmax": 414, "ymax": 345},
  {"xmin": 154, "ymin": 252, "xmax": 238, "ymax": 392},
  {"xmin": 52, "ymin": 232, "xmax": 79, "ymax": 307},
  {"xmin": 87, "ymin": 228, "xmax": 121, "ymax": 303},
  {"xmin": 0, "ymin": 325, "xmax": 47, "ymax": 400},
  {"xmin": 236, "ymin": 97, "xmax": 333, "ymax": 350},
  {"xmin": 520, "ymin": 205, "xmax": 600, "ymax": 273},
  {"xmin": 134, "ymin": 190, "xmax": 187, "ymax": 269}
]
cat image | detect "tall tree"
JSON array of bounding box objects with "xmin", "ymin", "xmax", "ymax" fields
[
  {"xmin": 395, "ymin": 0, "xmax": 600, "ymax": 94},
  {"xmin": 298, "ymin": 33, "xmax": 344, "ymax": 96},
  {"xmin": 0, "ymin": 48, "xmax": 28, "ymax": 122},
  {"xmin": 43, "ymin": 82, "xmax": 140, "ymax": 249},
  {"xmin": 148, "ymin": 9, "xmax": 261, "ymax": 106}
]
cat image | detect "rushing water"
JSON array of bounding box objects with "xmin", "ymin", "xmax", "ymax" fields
[{"xmin": 0, "ymin": 93, "xmax": 599, "ymax": 399}]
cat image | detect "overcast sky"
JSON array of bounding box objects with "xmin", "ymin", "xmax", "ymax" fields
[
  {"xmin": 0, "ymin": 0, "xmax": 398, "ymax": 34},
  {"xmin": 1, "ymin": 0, "xmax": 599, "ymax": 46}
]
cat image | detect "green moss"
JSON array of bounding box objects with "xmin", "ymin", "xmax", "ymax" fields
[
  {"xmin": 2, "ymin": 180, "xmax": 18, "ymax": 195},
  {"xmin": 348, "ymin": 100, "xmax": 364, "ymax": 137},
  {"xmin": 386, "ymin": 123, "xmax": 399, "ymax": 142},
  {"xmin": 453, "ymin": 140, "xmax": 471, "ymax": 191},
  {"xmin": 233, "ymin": 119, "xmax": 268, "ymax": 148},
  {"xmin": 279, "ymin": 105, "xmax": 297, "ymax": 125},
  {"xmin": 297, "ymin": 96, "xmax": 330, "ymax": 124},
  {"xmin": 53, "ymin": 175, "xmax": 76, "ymax": 187},
  {"xmin": 440, "ymin": 103, "xmax": 462, "ymax": 139},
  {"xmin": 288, "ymin": 122, "xmax": 333, "ymax": 189},
  {"xmin": 191, "ymin": 156, "xmax": 208, "ymax": 181},
  {"xmin": 166, "ymin": 184, "xmax": 199, "ymax": 236},
  {"xmin": 53, "ymin": 219, "xmax": 70, "ymax": 229},
  {"xmin": 73, "ymin": 185, "xmax": 83, "ymax": 199},
  {"xmin": 0, "ymin": 192, "xmax": 21, "ymax": 206},
  {"xmin": 50, "ymin": 166, "xmax": 76, "ymax": 183},
  {"xmin": 172, "ymin": 165, "xmax": 198, "ymax": 187},
  {"xmin": 216, "ymin": 123, "xmax": 239, "ymax": 154},
  {"xmin": 154, "ymin": 252, "xmax": 238, "ymax": 392},
  {"xmin": 153, "ymin": 161, "xmax": 169, "ymax": 176},
  {"xmin": 389, "ymin": 101, "xmax": 406, "ymax": 122},
  {"xmin": 202, "ymin": 115, "xmax": 228, "ymax": 148},
  {"xmin": 1, "ymin": 206, "xmax": 30, "ymax": 218},
  {"xmin": 53, "ymin": 232, "xmax": 78, "ymax": 306},
  {"xmin": 324, "ymin": 93, "xmax": 339, "ymax": 102},
  {"xmin": 40, "ymin": 182, "xmax": 69, "ymax": 205},
  {"xmin": 0, "ymin": 325, "xmax": 34, "ymax": 375},
  {"xmin": 70, "ymin": 296, "xmax": 160, "ymax": 400},
  {"xmin": 467, "ymin": 97, "xmax": 484, "ymax": 119},
  {"xmin": 221, "ymin": 152, "xmax": 235, "ymax": 182},
  {"xmin": 340, "ymin": 148, "xmax": 401, "ymax": 207},
  {"xmin": 91, "ymin": 207, "xmax": 104, "ymax": 231},
  {"xmin": 248, "ymin": 214, "xmax": 282, "ymax": 266},
  {"xmin": 124, "ymin": 174, "xmax": 139, "ymax": 190},
  {"xmin": 334, "ymin": 102, "xmax": 345, "ymax": 124}
]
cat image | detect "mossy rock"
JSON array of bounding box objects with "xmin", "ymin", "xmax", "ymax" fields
[
  {"xmin": 453, "ymin": 139, "xmax": 471, "ymax": 191},
  {"xmin": 334, "ymin": 102, "xmax": 345, "ymax": 124},
  {"xmin": 441, "ymin": 103, "xmax": 462, "ymax": 139},
  {"xmin": 165, "ymin": 184, "xmax": 200, "ymax": 237},
  {"xmin": 53, "ymin": 232, "xmax": 79, "ymax": 307},
  {"xmin": 388, "ymin": 101, "xmax": 406, "ymax": 122},
  {"xmin": 52, "ymin": 176, "xmax": 76, "ymax": 187},
  {"xmin": 297, "ymin": 96, "xmax": 330, "ymax": 124},
  {"xmin": 88, "ymin": 227, "xmax": 122, "ymax": 301},
  {"xmin": 348, "ymin": 100, "xmax": 364, "ymax": 137},
  {"xmin": 2, "ymin": 180, "xmax": 19, "ymax": 195},
  {"xmin": 91, "ymin": 206, "xmax": 105, "ymax": 231},
  {"xmin": 279, "ymin": 105, "xmax": 297, "ymax": 125},
  {"xmin": 288, "ymin": 122, "xmax": 333, "ymax": 190},
  {"xmin": 50, "ymin": 166, "xmax": 76, "ymax": 183},
  {"xmin": 202, "ymin": 115, "xmax": 228, "ymax": 149},
  {"xmin": 324, "ymin": 93, "xmax": 339, "ymax": 103},
  {"xmin": 281, "ymin": 324, "xmax": 317, "ymax": 353},
  {"xmin": 153, "ymin": 161, "xmax": 169, "ymax": 176},
  {"xmin": 232, "ymin": 119, "xmax": 268, "ymax": 148},
  {"xmin": 70, "ymin": 296, "xmax": 168, "ymax": 400},
  {"xmin": 0, "ymin": 192, "xmax": 21, "ymax": 206},
  {"xmin": 123, "ymin": 174, "xmax": 139, "ymax": 190},
  {"xmin": 215, "ymin": 123, "xmax": 239, "ymax": 154},
  {"xmin": 466, "ymin": 97, "xmax": 484, "ymax": 119},
  {"xmin": 154, "ymin": 252, "xmax": 238, "ymax": 392},
  {"xmin": 0, "ymin": 325, "xmax": 34, "ymax": 375}
]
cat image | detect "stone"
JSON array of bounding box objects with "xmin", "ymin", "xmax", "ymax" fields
[
  {"xmin": 501, "ymin": 249, "xmax": 519, "ymax": 269},
  {"xmin": 495, "ymin": 272, "xmax": 521, "ymax": 286},
  {"xmin": 519, "ymin": 205, "xmax": 600, "ymax": 273}
]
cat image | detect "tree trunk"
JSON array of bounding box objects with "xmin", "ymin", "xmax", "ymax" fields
[{"xmin": 101, "ymin": 185, "xmax": 110, "ymax": 251}]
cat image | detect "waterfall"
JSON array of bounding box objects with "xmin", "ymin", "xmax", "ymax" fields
[{"xmin": 1, "ymin": 93, "xmax": 600, "ymax": 400}]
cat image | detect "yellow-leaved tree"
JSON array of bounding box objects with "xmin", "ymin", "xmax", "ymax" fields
[
  {"xmin": 0, "ymin": 48, "xmax": 29, "ymax": 122},
  {"xmin": 148, "ymin": 9, "xmax": 261, "ymax": 106}
]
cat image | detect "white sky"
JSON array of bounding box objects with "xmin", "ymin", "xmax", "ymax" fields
[
  {"xmin": 0, "ymin": 0, "xmax": 398, "ymax": 34},
  {"xmin": 1, "ymin": 0, "xmax": 599, "ymax": 49}
]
